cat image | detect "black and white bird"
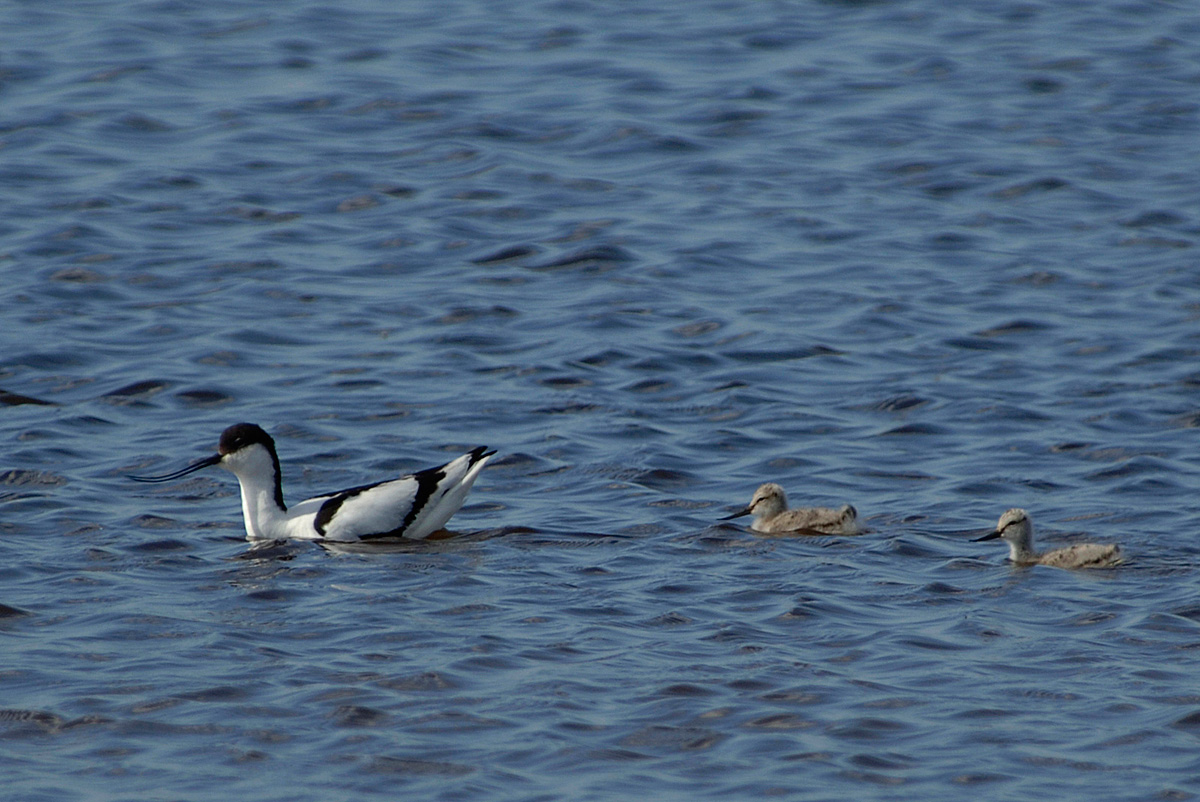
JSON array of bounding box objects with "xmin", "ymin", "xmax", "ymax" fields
[{"xmin": 129, "ymin": 423, "xmax": 494, "ymax": 542}]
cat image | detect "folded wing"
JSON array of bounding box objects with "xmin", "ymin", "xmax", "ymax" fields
[{"xmin": 313, "ymin": 446, "xmax": 493, "ymax": 541}]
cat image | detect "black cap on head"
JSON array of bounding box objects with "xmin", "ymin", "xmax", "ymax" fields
[
  {"xmin": 218, "ymin": 422, "xmax": 274, "ymax": 455},
  {"xmin": 129, "ymin": 422, "xmax": 284, "ymax": 511},
  {"xmin": 217, "ymin": 422, "xmax": 286, "ymax": 511}
]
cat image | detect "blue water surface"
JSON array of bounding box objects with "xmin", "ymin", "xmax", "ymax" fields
[{"xmin": 3, "ymin": 1, "xmax": 1200, "ymax": 800}]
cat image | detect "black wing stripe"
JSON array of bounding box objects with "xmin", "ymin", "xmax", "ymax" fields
[
  {"xmin": 313, "ymin": 479, "xmax": 386, "ymax": 536},
  {"xmin": 316, "ymin": 446, "xmax": 493, "ymax": 540},
  {"xmin": 358, "ymin": 466, "xmax": 445, "ymax": 540},
  {"xmin": 360, "ymin": 447, "xmax": 492, "ymax": 540}
]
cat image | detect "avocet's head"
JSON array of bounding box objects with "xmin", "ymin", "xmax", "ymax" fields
[
  {"xmin": 129, "ymin": 422, "xmax": 282, "ymax": 487},
  {"xmin": 214, "ymin": 423, "xmax": 280, "ymax": 476},
  {"xmin": 973, "ymin": 508, "xmax": 1033, "ymax": 549},
  {"xmin": 722, "ymin": 482, "xmax": 788, "ymax": 522}
]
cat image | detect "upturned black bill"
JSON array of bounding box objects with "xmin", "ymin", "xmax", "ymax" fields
[{"xmin": 128, "ymin": 453, "xmax": 221, "ymax": 483}]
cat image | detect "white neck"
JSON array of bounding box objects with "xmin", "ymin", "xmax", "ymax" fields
[
  {"xmin": 220, "ymin": 445, "xmax": 288, "ymax": 540},
  {"xmin": 754, "ymin": 496, "xmax": 787, "ymax": 525},
  {"xmin": 235, "ymin": 472, "xmax": 288, "ymax": 539},
  {"xmin": 1004, "ymin": 525, "xmax": 1037, "ymax": 563},
  {"xmin": 1006, "ymin": 540, "xmax": 1035, "ymax": 563}
]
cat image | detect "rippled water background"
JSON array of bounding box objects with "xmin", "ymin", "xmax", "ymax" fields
[{"xmin": 4, "ymin": 1, "xmax": 1200, "ymax": 799}]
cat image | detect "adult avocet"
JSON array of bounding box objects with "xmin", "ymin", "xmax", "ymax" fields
[
  {"xmin": 973, "ymin": 508, "xmax": 1121, "ymax": 569},
  {"xmin": 129, "ymin": 423, "xmax": 493, "ymax": 542},
  {"xmin": 722, "ymin": 483, "xmax": 859, "ymax": 535}
]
